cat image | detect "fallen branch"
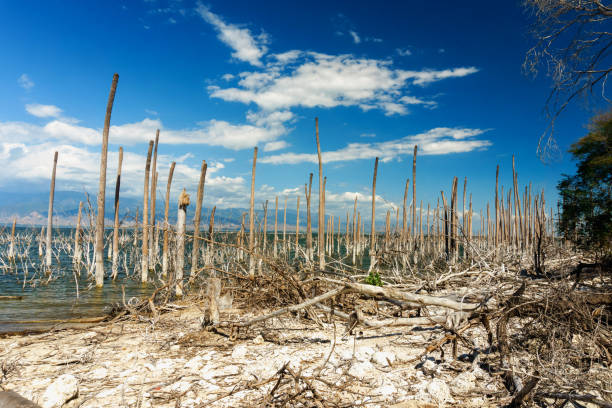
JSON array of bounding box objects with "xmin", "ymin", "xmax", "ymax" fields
[{"xmin": 321, "ymin": 278, "xmax": 483, "ymax": 311}]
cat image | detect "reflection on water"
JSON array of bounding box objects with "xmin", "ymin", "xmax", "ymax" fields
[
  {"xmin": 0, "ymin": 226, "xmax": 367, "ymax": 334},
  {"xmin": 0, "ymin": 227, "xmax": 154, "ymax": 334}
]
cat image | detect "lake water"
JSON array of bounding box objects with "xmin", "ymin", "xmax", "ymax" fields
[
  {"xmin": 0, "ymin": 226, "xmax": 369, "ymax": 334},
  {"xmin": 0, "ymin": 227, "xmax": 154, "ymax": 334}
]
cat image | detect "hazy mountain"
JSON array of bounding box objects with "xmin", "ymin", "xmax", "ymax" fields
[{"xmin": 0, "ymin": 190, "xmax": 307, "ymax": 230}]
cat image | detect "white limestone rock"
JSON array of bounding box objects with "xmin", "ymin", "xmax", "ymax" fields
[
  {"xmin": 371, "ymin": 351, "xmax": 396, "ymax": 367},
  {"xmin": 40, "ymin": 374, "xmax": 78, "ymax": 408},
  {"xmin": 426, "ymin": 379, "xmax": 451, "ymax": 404}
]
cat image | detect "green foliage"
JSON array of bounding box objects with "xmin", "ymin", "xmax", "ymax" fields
[
  {"xmin": 558, "ymin": 109, "xmax": 612, "ymax": 253},
  {"xmin": 364, "ymin": 270, "xmax": 383, "ymax": 286}
]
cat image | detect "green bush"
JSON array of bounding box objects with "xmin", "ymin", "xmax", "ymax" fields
[{"xmin": 364, "ymin": 270, "xmax": 383, "ymax": 286}]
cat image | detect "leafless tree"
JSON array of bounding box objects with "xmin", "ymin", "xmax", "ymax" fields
[{"xmin": 523, "ymin": 0, "xmax": 612, "ymax": 158}]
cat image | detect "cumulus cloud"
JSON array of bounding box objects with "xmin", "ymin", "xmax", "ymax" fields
[
  {"xmin": 1, "ymin": 108, "xmax": 294, "ymax": 150},
  {"xmin": 349, "ymin": 30, "xmax": 361, "ymax": 44},
  {"xmin": 210, "ymin": 52, "xmax": 477, "ymax": 115},
  {"xmin": 18, "ymin": 74, "xmax": 34, "ymax": 90},
  {"xmin": 25, "ymin": 104, "xmax": 63, "ymax": 118},
  {"xmin": 260, "ymin": 127, "xmax": 491, "ymax": 164},
  {"xmin": 263, "ymin": 140, "xmax": 289, "ymax": 151},
  {"xmin": 0, "ymin": 139, "xmax": 247, "ymax": 204},
  {"xmin": 196, "ymin": 4, "xmax": 268, "ymax": 66}
]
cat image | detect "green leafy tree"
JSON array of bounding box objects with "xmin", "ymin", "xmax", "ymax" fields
[{"xmin": 558, "ymin": 109, "xmax": 612, "ymax": 254}]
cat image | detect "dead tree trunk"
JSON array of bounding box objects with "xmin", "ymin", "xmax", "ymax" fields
[
  {"xmin": 176, "ymin": 189, "xmax": 190, "ymax": 297},
  {"xmin": 111, "ymin": 147, "xmax": 123, "ymax": 280},
  {"xmin": 95, "ymin": 73, "xmax": 119, "ymax": 287},
  {"xmin": 149, "ymin": 130, "xmax": 159, "ymax": 267},
  {"xmin": 74, "ymin": 201, "xmax": 83, "ymax": 265},
  {"xmin": 162, "ymin": 162, "xmax": 176, "ymax": 278},
  {"xmin": 316, "ymin": 117, "xmax": 325, "ymax": 270},
  {"xmin": 248, "ymin": 147, "xmax": 258, "ymax": 279},
  {"xmin": 191, "ymin": 160, "xmax": 208, "ymax": 278},
  {"xmin": 46, "ymin": 151, "xmax": 58, "ymax": 270},
  {"xmin": 141, "ymin": 141, "xmax": 154, "ymax": 283}
]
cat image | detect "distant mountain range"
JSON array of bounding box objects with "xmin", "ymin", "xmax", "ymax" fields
[{"xmin": 0, "ymin": 190, "xmax": 308, "ymax": 230}]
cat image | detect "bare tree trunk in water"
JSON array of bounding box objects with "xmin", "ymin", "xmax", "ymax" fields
[
  {"xmin": 95, "ymin": 73, "xmax": 119, "ymax": 287},
  {"xmin": 111, "ymin": 147, "xmax": 123, "ymax": 280},
  {"xmin": 141, "ymin": 141, "xmax": 154, "ymax": 283},
  {"xmin": 162, "ymin": 162, "xmax": 175, "ymax": 278},
  {"xmin": 46, "ymin": 151, "xmax": 58, "ymax": 270}
]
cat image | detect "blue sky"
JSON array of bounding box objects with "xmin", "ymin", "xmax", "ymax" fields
[{"xmin": 0, "ymin": 0, "xmax": 608, "ymax": 225}]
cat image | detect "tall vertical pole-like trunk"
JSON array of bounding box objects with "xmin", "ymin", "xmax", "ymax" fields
[
  {"xmin": 462, "ymin": 177, "xmax": 467, "ymax": 240},
  {"xmin": 412, "ymin": 145, "xmax": 417, "ymax": 241},
  {"xmin": 149, "ymin": 131, "xmax": 159, "ymax": 267},
  {"xmin": 495, "ymin": 165, "xmax": 500, "ymax": 248},
  {"xmin": 441, "ymin": 191, "xmax": 449, "ymax": 259},
  {"xmin": 337, "ymin": 215, "xmax": 341, "ymax": 254},
  {"xmin": 352, "ymin": 196, "xmax": 357, "ymax": 264},
  {"xmin": 315, "ymin": 118, "xmax": 325, "ymax": 270},
  {"xmin": 162, "ymin": 162, "xmax": 176, "ymax": 278},
  {"xmin": 451, "ymin": 177, "xmax": 458, "ymax": 262},
  {"xmin": 248, "ymin": 147, "xmax": 258, "ymax": 279},
  {"xmin": 141, "ymin": 141, "xmax": 154, "ymax": 283},
  {"xmin": 262, "ymin": 200, "xmax": 268, "ymax": 254},
  {"xmin": 176, "ymin": 189, "xmax": 190, "ymax": 297},
  {"xmin": 426, "ymin": 203, "xmax": 430, "ymax": 252},
  {"xmin": 273, "ymin": 196, "xmax": 278, "ymax": 257},
  {"xmin": 133, "ymin": 207, "xmax": 139, "ymax": 246},
  {"xmin": 305, "ymin": 173, "xmax": 313, "ymax": 261},
  {"xmin": 283, "ymin": 197, "xmax": 287, "ymax": 254},
  {"xmin": 95, "ymin": 73, "xmax": 119, "ymax": 287},
  {"xmin": 46, "ymin": 151, "xmax": 59, "ymax": 270},
  {"xmin": 74, "ymin": 201, "xmax": 83, "ymax": 265},
  {"xmin": 370, "ymin": 158, "xmax": 379, "ymax": 241},
  {"xmin": 111, "ymin": 147, "xmax": 123, "ymax": 280},
  {"xmin": 402, "ymin": 179, "xmax": 408, "ymax": 245},
  {"xmin": 8, "ymin": 219, "xmax": 16, "ymax": 261},
  {"xmin": 370, "ymin": 157, "xmax": 379, "ymax": 267},
  {"xmin": 295, "ymin": 196, "xmax": 301, "ymax": 255},
  {"xmin": 206, "ymin": 206, "xmax": 216, "ymax": 267},
  {"xmin": 191, "ymin": 160, "xmax": 208, "ymax": 277},
  {"xmin": 419, "ymin": 200, "xmax": 423, "ymax": 251}
]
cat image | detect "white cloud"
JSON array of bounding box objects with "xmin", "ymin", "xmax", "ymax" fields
[
  {"xmin": 403, "ymin": 67, "xmax": 479, "ymax": 86},
  {"xmin": 0, "ymin": 109, "xmax": 293, "ymax": 150},
  {"xmin": 260, "ymin": 127, "xmax": 491, "ymax": 164},
  {"xmin": 25, "ymin": 104, "xmax": 63, "ymax": 118},
  {"xmin": 399, "ymin": 95, "xmax": 437, "ymax": 108},
  {"xmin": 210, "ymin": 52, "xmax": 478, "ymax": 115},
  {"xmin": 349, "ymin": 30, "xmax": 361, "ymax": 44},
  {"xmin": 196, "ymin": 4, "xmax": 268, "ymax": 67},
  {"xmin": 0, "ymin": 139, "xmax": 248, "ymax": 205},
  {"xmin": 263, "ymin": 140, "xmax": 289, "ymax": 151},
  {"xmin": 18, "ymin": 74, "xmax": 34, "ymax": 90},
  {"xmin": 396, "ymin": 48, "xmax": 412, "ymax": 57},
  {"xmin": 270, "ymin": 50, "xmax": 302, "ymax": 65}
]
